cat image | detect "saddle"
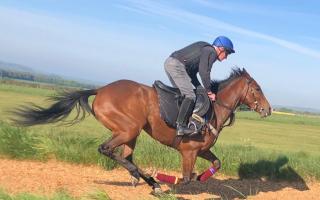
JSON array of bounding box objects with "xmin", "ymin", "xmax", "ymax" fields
[{"xmin": 153, "ymin": 80, "xmax": 214, "ymax": 133}]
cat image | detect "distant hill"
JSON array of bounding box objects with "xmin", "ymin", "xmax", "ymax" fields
[
  {"xmin": 273, "ymin": 105, "xmax": 320, "ymax": 115},
  {"xmin": 0, "ymin": 61, "xmax": 34, "ymax": 72},
  {"xmin": 0, "ymin": 60, "xmax": 98, "ymax": 89}
]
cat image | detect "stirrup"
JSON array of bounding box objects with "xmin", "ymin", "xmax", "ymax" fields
[
  {"xmin": 176, "ymin": 125, "xmax": 199, "ymax": 137},
  {"xmin": 176, "ymin": 125, "xmax": 194, "ymax": 136}
]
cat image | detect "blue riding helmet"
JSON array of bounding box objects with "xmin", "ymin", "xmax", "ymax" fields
[{"xmin": 213, "ymin": 36, "xmax": 235, "ymax": 54}]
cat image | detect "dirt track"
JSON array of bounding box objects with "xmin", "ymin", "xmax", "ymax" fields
[{"xmin": 0, "ymin": 158, "xmax": 319, "ymax": 199}]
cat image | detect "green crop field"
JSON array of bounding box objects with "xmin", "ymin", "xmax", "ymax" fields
[{"xmin": 1, "ymin": 83, "xmax": 320, "ymax": 181}]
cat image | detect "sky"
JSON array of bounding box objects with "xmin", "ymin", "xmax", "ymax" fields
[{"xmin": 0, "ymin": 0, "xmax": 319, "ymax": 109}]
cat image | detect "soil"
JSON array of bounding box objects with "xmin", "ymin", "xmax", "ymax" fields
[{"xmin": 0, "ymin": 158, "xmax": 319, "ymax": 200}]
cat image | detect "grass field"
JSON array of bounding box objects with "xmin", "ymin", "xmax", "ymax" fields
[
  {"xmin": 0, "ymin": 188, "xmax": 112, "ymax": 200},
  {"xmin": 0, "ymin": 83, "xmax": 320, "ymax": 182}
]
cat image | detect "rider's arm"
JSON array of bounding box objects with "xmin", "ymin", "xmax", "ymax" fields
[{"xmin": 199, "ymin": 47, "xmax": 216, "ymax": 93}]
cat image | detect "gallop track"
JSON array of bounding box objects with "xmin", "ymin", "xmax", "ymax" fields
[{"xmin": 0, "ymin": 158, "xmax": 319, "ymax": 200}]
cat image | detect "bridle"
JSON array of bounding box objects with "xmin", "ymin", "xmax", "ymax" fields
[
  {"xmin": 239, "ymin": 78, "xmax": 259, "ymax": 110},
  {"xmin": 206, "ymin": 76, "xmax": 263, "ymax": 145},
  {"xmin": 214, "ymin": 77, "xmax": 258, "ymax": 112},
  {"xmin": 212, "ymin": 76, "xmax": 261, "ymax": 129}
]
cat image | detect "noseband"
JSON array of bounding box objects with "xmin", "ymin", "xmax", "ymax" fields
[
  {"xmin": 215, "ymin": 77, "xmax": 258, "ymax": 112},
  {"xmin": 212, "ymin": 77, "xmax": 262, "ymax": 131}
]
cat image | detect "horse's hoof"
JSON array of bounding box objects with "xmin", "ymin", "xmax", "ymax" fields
[
  {"xmin": 153, "ymin": 187, "xmax": 163, "ymax": 195},
  {"xmin": 131, "ymin": 176, "xmax": 140, "ymax": 187},
  {"xmin": 191, "ymin": 172, "xmax": 198, "ymax": 181},
  {"xmin": 180, "ymin": 176, "xmax": 191, "ymax": 185}
]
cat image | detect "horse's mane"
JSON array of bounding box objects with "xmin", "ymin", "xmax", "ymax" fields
[{"xmin": 211, "ymin": 67, "xmax": 248, "ymax": 93}]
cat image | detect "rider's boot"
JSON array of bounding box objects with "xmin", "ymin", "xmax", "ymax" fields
[{"xmin": 176, "ymin": 97, "xmax": 195, "ymax": 136}]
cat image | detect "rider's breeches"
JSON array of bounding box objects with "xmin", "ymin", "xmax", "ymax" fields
[{"xmin": 164, "ymin": 57, "xmax": 196, "ymax": 100}]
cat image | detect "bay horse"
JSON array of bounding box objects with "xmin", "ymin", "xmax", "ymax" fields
[{"xmin": 12, "ymin": 68, "xmax": 271, "ymax": 193}]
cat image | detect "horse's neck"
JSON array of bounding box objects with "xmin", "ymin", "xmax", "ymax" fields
[{"xmin": 215, "ymin": 78, "xmax": 245, "ymax": 129}]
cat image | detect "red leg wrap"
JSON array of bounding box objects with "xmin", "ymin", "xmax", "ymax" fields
[
  {"xmin": 198, "ymin": 167, "xmax": 218, "ymax": 182},
  {"xmin": 156, "ymin": 172, "xmax": 179, "ymax": 184}
]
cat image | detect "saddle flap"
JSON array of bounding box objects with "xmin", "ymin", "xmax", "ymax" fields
[
  {"xmin": 153, "ymin": 80, "xmax": 212, "ymax": 128},
  {"xmin": 154, "ymin": 80, "xmax": 180, "ymax": 95}
]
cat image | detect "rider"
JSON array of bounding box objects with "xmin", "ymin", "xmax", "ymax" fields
[{"xmin": 164, "ymin": 36, "xmax": 235, "ymax": 136}]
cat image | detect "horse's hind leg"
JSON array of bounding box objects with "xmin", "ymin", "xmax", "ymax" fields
[
  {"xmin": 121, "ymin": 139, "xmax": 137, "ymax": 163},
  {"xmin": 121, "ymin": 138, "xmax": 138, "ymax": 184},
  {"xmin": 121, "ymin": 139, "xmax": 162, "ymax": 193},
  {"xmin": 98, "ymin": 134, "xmax": 140, "ymax": 181},
  {"xmin": 98, "ymin": 133, "xmax": 161, "ymax": 192}
]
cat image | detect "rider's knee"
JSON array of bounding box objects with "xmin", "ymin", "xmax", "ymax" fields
[{"xmin": 185, "ymin": 94, "xmax": 196, "ymax": 101}]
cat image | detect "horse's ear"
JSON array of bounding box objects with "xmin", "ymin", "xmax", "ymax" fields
[
  {"xmin": 242, "ymin": 68, "xmax": 251, "ymax": 78},
  {"xmin": 242, "ymin": 68, "xmax": 247, "ymax": 73},
  {"xmin": 243, "ymin": 68, "xmax": 250, "ymax": 76}
]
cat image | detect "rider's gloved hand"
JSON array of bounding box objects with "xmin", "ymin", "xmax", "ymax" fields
[{"xmin": 207, "ymin": 91, "xmax": 216, "ymax": 101}]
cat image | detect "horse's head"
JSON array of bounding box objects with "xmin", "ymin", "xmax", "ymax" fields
[{"xmin": 240, "ymin": 69, "xmax": 272, "ymax": 117}]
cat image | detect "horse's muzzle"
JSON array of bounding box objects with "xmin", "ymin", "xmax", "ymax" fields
[{"xmin": 260, "ymin": 106, "xmax": 272, "ymax": 117}]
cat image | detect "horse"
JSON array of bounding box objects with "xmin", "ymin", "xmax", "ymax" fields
[{"xmin": 12, "ymin": 68, "xmax": 271, "ymax": 193}]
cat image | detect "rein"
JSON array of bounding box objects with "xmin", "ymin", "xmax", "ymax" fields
[
  {"xmin": 213, "ymin": 99, "xmax": 235, "ymax": 129},
  {"xmin": 212, "ymin": 77, "xmax": 256, "ymax": 131}
]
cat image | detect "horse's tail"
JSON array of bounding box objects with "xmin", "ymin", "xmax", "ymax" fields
[{"xmin": 11, "ymin": 89, "xmax": 97, "ymax": 126}]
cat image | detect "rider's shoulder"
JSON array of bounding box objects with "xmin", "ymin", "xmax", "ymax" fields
[
  {"xmin": 200, "ymin": 42, "xmax": 215, "ymax": 52},
  {"xmin": 195, "ymin": 41, "xmax": 211, "ymax": 45}
]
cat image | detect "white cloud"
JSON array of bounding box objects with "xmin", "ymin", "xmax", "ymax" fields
[
  {"xmin": 193, "ymin": 0, "xmax": 319, "ymax": 18},
  {"xmin": 123, "ymin": 0, "xmax": 320, "ymax": 59}
]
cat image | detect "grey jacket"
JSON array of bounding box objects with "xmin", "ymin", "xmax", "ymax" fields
[{"xmin": 170, "ymin": 41, "xmax": 217, "ymax": 92}]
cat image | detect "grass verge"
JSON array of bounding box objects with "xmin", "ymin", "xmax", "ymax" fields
[{"xmin": 0, "ymin": 121, "xmax": 319, "ymax": 181}]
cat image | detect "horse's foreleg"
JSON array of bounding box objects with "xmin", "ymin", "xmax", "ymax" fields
[
  {"xmin": 154, "ymin": 150, "xmax": 198, "ymax": 185},
  {"xmin": 180, "ymin": 150, "xmax": 198, "ymax": 184},
  {"xmin": 197, "ymin": 149, "xmax": 221, "ymax": 182}
]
